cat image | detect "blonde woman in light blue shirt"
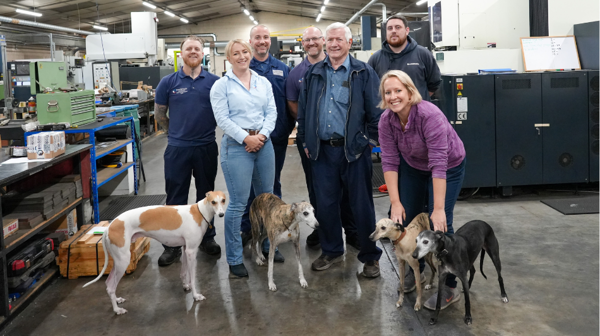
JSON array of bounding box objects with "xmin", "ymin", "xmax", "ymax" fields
[{"xmin": 210, "ymin": 39, "xmax": 277, "ymax": 278}]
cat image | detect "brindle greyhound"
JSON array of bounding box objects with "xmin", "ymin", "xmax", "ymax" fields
[{"xmin": 250, "ymin": 193, "xmax": 318, "ymax": 292}]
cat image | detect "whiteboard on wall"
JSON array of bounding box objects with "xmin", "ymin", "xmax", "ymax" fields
[{"xmin": 520, "ymin": 36, "xmax": 581, "ymax": 71}]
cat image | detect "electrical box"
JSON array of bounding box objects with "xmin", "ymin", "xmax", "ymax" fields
[
  {"xmin": 92, "ymin": 62, "xmax": 120, "ymax": 90},
  {"xmin": 36, "ymin": 90, "xmax": 97, "ymax": 126},
  {"xmin": 29, "ymin": 61, "xmax": 69, "ymax": 94}
]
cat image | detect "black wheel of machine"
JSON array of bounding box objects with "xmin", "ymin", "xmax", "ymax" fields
[{"xmin": 458, "ymin": 187, "xmax": 479, "ymax": 201}]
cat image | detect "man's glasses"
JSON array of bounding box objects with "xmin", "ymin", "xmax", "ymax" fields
[{"xmin": 302, "ymin": 36, "xmax": 323, "ymax": 43}]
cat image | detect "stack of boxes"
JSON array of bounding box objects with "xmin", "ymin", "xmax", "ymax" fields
[{"xmin": 26, "ymin": 131, "xmax": 66, "ymax": 160}]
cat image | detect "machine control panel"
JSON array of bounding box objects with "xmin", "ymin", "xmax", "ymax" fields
[{"xmin": 92, "ymin": 62, "xmax": 112, "ymax": 89}]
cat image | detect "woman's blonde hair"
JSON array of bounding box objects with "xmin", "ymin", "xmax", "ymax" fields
[
  {"xmin": 378, "ymin": 70, "xmax": 422, "ymax": 109},
  {"xmin": 225, "ymin": 39, "xmax": 253, "ymax": 59}
]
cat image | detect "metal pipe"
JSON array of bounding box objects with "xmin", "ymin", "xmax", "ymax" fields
[
  {"xmin": 0, "ymin": 15, "xmax": 95, "ymax": 35},
  {"xmin": 372, "ymin": 3, "xmax": 387, "ymax": 23},
  {"xmin": 345, "ymin": 0, "xmax": 380, "ymax": 26},
  {"xmin": 49, "ymin": 33, "xmax": 55, "ymax": 61}
]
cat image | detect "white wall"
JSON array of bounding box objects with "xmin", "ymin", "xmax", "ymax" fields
[
  {"xmin": 6, "ymin": 48, "xmax": 51, "ymax": 61},
  {"xmin": 549, "ymin": 0, "xmax": 600, "ymax": 35},
  {"xmin": 158, "ymin": 12, "xmax": 361, "ymax": 75}
]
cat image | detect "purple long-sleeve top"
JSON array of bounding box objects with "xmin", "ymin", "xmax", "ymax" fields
[{"xmin": 378, "ymin": 100, "xmax": 466, "ymax": 179}]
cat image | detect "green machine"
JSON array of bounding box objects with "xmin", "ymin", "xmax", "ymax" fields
[{"xmin": 30, "ymin": 61, "xmax": 96, "ymax": 126}]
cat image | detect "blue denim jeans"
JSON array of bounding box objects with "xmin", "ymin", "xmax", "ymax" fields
[{"xmin": 220, "ymin": 135, "xmax": 275, "ymax": 266}]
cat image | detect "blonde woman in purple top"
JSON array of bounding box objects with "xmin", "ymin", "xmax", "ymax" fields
[{"xmin": 378, "ymin": 70, "xmax": 466, "ymax": 311}]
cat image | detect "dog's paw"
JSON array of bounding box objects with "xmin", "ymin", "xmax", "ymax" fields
[
  {"xmin": 413, "ymin": 302, "xmax": 421, "ymax": 311},
  {"xmin": 502, "ymin": 296, "xmax": 509, "ymax": 303},
  {"xmin": 193, "ymin": 294, "xmax": 206, "ymax": 301},
  {"xmin": 425, "ymin": 284, "xmax": 432, "ymax": 290},
  {"xmin": 268, "ymin": 282, "xmax": 277, "ymax": 292},
  {"xmin": 183, "ymin": 283, "xmax": 191, "ymax": 291},
  {"xmin": 255, "ymin": 257, "xmax": 265, "ymax": 266},
  {"xmin": 115, "ymin": 308, "xmax": 128, "ymax": 315},
  {"xmin": 429, "ymin": 318, "xmax": 437, "ymax": 325},
  {"xmin": 464, "ymin": 316, "xmax": 472, "ymax": 325},
  {"xmin": 116, "ymin": 297, "xmax": 126, "ymax": 304},
  {"xmin": 395, "ymin": 301, "xmax": 402, "ymax": 308},
  {"xmin": 300, "ymin": 279, "xmax": 308, "ymax": 288}
]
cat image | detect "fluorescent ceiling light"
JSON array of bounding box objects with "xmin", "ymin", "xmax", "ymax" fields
[
  {"xmin": 253, "ymin": 20, "xmax": 258, "ymax": 25},
  {"xmin": 416, "ymin": 0, "xmax": 427, "ymax": 5},
  {"xmin": 316, "ymin": 13, "xmax": 322, "ymax": 22},
  {"xmin": 324, "ymin": 0, "xmax": 329, "ymax": 4},
  {"xmin": 180, "ymin": 17, "xmax": 189, "ymax": 23},
  {"xmin": 142, "ymin": 2, "xmax": 156, "ymax": 9},
  {"xmin": 321, "ymin": 6, "xmax": 325, "ymax": 12},
  {"xmin": 249, "ymin": 15, "xmax": 254, "ymax": 20},
  {"xmin": 15, "ymin": 9, "xmax": 42, "ymax": 17},
  {"xmin": 243, "ymin": 9, "xmax": 250, "ymax": 15},
  {"xmin": 93, "ymin": 25, "xmax": 108, "ymax": 31},
  {"xmin": 164, "ymin": 11, "xmax": 175, "ymax": 17}
]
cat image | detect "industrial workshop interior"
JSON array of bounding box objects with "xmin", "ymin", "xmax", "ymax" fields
[{"xmin": 0, "ymin": 0, "xmax": 597, "ymax": 334}]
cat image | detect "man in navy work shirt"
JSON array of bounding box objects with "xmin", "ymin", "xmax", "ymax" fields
[
  {"xmin": 286, "ymin": 27, "xmax": 359, "ymax": 251},
  {"xmin": 239, "ymin": 24, "xmax": 293, "ymax": 262},
  {"xmin": 297, "ymin": 23, "xmax": 383, "ymax": 277},
  {"xmin": 154, "ymin": 36, "xmax": 221, "ymax": 266}
]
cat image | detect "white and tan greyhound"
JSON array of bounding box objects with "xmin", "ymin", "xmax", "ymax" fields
[{"xmin": 83, "ymin": 191, "xmax": 227, "ymax": 315}]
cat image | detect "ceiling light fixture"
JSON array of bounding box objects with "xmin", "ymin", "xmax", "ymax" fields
[
  {"xmin": 416, "ymin": 0, "xmax": 427, "ymax": 5},
  {"xmin": 321, "ymin": 6, "xmax": 326, "ymax": 12},
  {"xmin": 180, "ymin": 17, "xmax": 189, "ymax": 23},
  {"xmin": 15, "ymin": 9, "xmax": 42, "ymax": 17},
  {"xmin": 243, "ymin": 9, "xmax": 250, "ymax": 15},
  {"xmin": 253, "ymin": 20, "xmax": 258, "ymax": 25},
  {"xmin": 249, "ymin": 15, "xmax": 254, "ymax": 20},
  {"xmin": 164, "ymin": 11, "xmax": 175, "ymax": 17},
  {"xmin": 324, "ymin": 0, "xmax": 329, "ymax": 4},
  {"xmin": 316, "ymin": 13, "xmax": 322, "ymax": 22},
  {"xmin": 93, "ymin": 25, "xmax": 108, "ymax": 31},
  {"xmin": 142, "ymin": 2, "xmax": 157, "ymax": 9}
]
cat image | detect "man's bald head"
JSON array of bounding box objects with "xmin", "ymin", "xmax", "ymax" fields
[
  {"xmin": 303, "ymin": 26, "xmax": 323, "ymax": 37},
  {"xmin": 301, "ymin": 26, "xmax": 325, "ymax": 58}
]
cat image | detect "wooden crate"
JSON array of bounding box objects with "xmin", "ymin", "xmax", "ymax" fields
[{"xmin": 56, "ymin": 222, "xmax": 151, "ymax": 279}]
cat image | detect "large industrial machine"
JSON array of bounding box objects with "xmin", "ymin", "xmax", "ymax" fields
[{"xmin": 30, "ymin": 61, "xmax": 96, "ymax": 126}]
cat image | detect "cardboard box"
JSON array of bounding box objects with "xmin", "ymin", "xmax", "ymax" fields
[
  {"xmin": 27, "ymin": 131, "xmax": 66, "ymax": 160},
  {"xmin": 45, "ymin": 209, "xmax": 77, "ymax": 236},
  {"xmin": 3, "ymin": 218, "xmax": 19, "ymax": 239}
]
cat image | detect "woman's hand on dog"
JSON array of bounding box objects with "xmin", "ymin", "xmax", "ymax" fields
[
  {"xmin": 430, "ymin": 208, "xmax": 447, "ymax": 232},
  {"xmin": 244, "ymin": 135, "xmax": 265, "ymax": 152},
  {"xmin": 390, "ymin": 201, "xmax": 406, "ymax": 224}
]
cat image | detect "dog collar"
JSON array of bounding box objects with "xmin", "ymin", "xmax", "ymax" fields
[
  {"xmin": 392, "ymin": 230, "xmax": 407, "ymax": 246},
  {"xmin": 197, "ymin": 204, "xmax": 213, "ymax": 229}
]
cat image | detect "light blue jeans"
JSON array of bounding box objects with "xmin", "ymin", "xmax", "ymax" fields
[{"xmin": 221, "ymin": 135, "xmax": 275, "ymax": 266}]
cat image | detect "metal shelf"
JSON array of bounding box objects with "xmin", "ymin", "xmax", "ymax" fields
[
  {"xmin": 95, "ymin": 139, "xmax": 133, "ymax": 160},
  {"xmin": 8, "ymin": 268, "xmax": 58, "ymax": 316},
  {"xmin": 3, "ymin": 198, "xmax": 83, "ymax": 255},
  {"xmin": 97, "ymin": 162, "xmax": 134, "ymax": 187}
]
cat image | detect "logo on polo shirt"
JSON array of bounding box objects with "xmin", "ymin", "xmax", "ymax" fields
[
  {"xmin": 407, "ymin": 63, "xmax": 420, "ymax": 66},
  {"xmin": 172, "ymin": 88, "xmax": 188, "ymax": 94}
]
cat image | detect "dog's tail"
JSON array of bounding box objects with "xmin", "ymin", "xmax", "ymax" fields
[
  {"xmin": 83, "ymin": 229, "xmax": 110, "ymax": 288},
  {"xmin": 479, "ymin": 249, "xmax": 488, "ymax": 280}
]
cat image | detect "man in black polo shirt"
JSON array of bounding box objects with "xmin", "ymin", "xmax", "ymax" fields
[{"xmin": 154, "ymin": 36, "xmax": 221, "ymax": 266}]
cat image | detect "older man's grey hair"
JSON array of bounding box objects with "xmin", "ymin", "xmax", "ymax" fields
[
  {"xmin": 325, "ymin": 22, "xmax": 352, "ymax": 42},
  {"xmin": 250, "ymin": 24, "xmax": 270, "ymax": 38}
]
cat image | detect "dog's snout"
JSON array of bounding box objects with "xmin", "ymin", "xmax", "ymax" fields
[
  {"xmin": 219, "ymin": 213, "xmax": 224, "ymax": 218},
  {"xmin": 369, "ymin": 232, "xmax": 376, "ymax": 241},
  {"xmin": 412, "ymin": 249, "xmax": 419, "ymax": 259}
]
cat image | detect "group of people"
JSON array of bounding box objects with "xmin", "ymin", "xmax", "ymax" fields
[{"xmin": 153, "ymin": 15, "xmax": 466, "ymax": 311}]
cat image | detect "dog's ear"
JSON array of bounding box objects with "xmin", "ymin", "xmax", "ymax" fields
[
  {"xmin": 394, "ymin": 222, "xmax": 405, "ymax": 232},
  {"xmin": 434, "ymin": 230, "xmax": 445, "ymax": 240},
  {"xmin": 205, "ymin": 191, "xmax": 213, "ymax": 197},
  {"xmin": 290, "ymin": 202, "xmax": 298, "ymax": 213}
]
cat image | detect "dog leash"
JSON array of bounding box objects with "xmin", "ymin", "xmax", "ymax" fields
[{"xmin": 197, "ymin": 204, "xmax": 213, "ymax": 229}]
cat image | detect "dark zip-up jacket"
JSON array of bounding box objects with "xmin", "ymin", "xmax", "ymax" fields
[
  {"xmin": 368, "ymin": 36, "xmax": 441, "ymax": 101},
  {"xmin": 297, "ymin": 55, "xmax": 382, "ymax": 162}
]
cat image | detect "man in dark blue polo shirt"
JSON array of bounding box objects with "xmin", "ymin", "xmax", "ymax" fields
[
  {"xmin": 286, "ymin": 27, "xmax": 359, "ymax": 251},
  {"xmin": 239, "ymin": 24, "xmax": 294, "ymax": 263},
  {"xmin": 154, "ymin": 36, "xmax": 221, "ymax": 266}
]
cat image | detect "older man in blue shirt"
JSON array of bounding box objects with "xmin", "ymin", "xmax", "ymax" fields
[
  {"xmin": 297, "ymin": 23, "xmax": 383, "ymax": 277},
  {"xmin": 239, "ymin": 24, "xmax": 293, "ymax": 263}
]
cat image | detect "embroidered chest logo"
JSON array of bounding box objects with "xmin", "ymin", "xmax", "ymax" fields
[
  {"xmin": 173, "ymin": 88, "xmax": 188, "ymax": 94},
  {"xmin": 407, "ymin": 63, "xmax": 420, "ymax": 66}
]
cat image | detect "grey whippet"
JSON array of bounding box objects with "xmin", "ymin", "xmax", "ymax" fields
[
  {"xmin": 249, "ymin": 193, "xmax": 318, "ymax": 291},
  {"xmin": 412, "ymin": 220, "xmax": 509, "ymax": 325}
]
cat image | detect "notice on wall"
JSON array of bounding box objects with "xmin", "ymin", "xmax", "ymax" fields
[{"xmin": 457, "ymin": 97, "xmax": 468, "ymax": 112}]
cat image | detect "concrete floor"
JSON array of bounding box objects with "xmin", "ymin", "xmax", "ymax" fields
[{"xmin": 1, "ymin": 132, "xmax": 598, "ymax": 336}]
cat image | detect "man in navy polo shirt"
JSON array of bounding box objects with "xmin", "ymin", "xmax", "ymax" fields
[
  {"xmin": 286, "ymin": 27, "xmax": 359, "ymax": 251},
  {"xmin": 154, "ymin": 36, "xmax": 221, "ymax": 266},
  {"xmin": 239, "ymin": 24, "xmax": 294, "ymax": 262}
]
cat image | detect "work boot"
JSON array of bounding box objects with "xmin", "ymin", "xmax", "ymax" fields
[
  {"xmin": 402, "ymin": 270, "xmax": 426, "ymax": 293},
  {"xmin": 345, "ymin": 234, "xmax": 361, "ymax": 250},
  {"xmin": 158, "ymin": 246, "xmax": 181, "ymax": 266},
  {"xmin": 311, "ymin": 253, "xmax": 343, "ymax": 271},
  {"xmin": 241, "ymin": 231, "xmax": 252, "ymax": 248},
  {"xmin": 263, "ymin": 249, "xmax": 285, "ymax": 263},
  {"xmin": 229, "ymin": 263, "xmax": 249, "ymax": 278},
  {"xmin": 199, "ymin": 238, "xmax": 221, "ymax": 255},
  {"xmin": 362, "ymin": 260, "xmax": 380, "ymax": 278},
  {"xmin": 424, "ymin": 286, "xmax": 461, "ymax": 310},
  {"xmin": 306, "ymin": 229, "xmax": 320, "ymax": 247}
]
